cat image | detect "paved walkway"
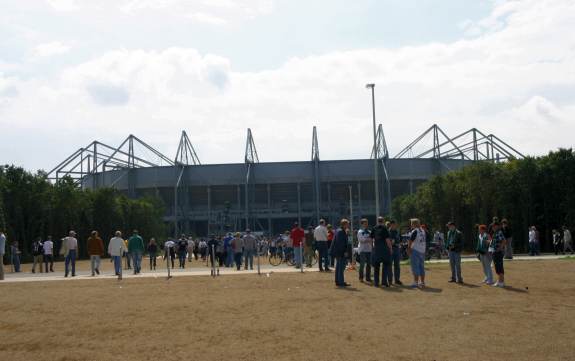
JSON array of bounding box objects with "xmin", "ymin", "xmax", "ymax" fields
[{"xmin": 0, "ymin": 254, "xmax": 569, "ymax": 283}]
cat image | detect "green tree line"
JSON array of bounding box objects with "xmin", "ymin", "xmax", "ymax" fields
[
  {"xmin": 0, "ymin": 166, "xmax": 166, "ymax": 261},
  {"xmin": 392, "ymin": 148, "xmax": 575, "ymax": 253}
]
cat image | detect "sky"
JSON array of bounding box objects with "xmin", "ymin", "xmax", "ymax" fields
[{"xmin": 1, "ymin": 0, "xmax": 574, "ymax": 172}]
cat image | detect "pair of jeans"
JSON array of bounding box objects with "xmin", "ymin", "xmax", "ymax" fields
[
  {"xmin": 243, "ymin": 249, "xmax": 254, "ymax": 270},
  {"xmin": 90, "ymin": 255, "xmax": 101, "ymax": 275},
  {"xmin": 390, "ymin": 247, "xmax": 401, "ymax": 283},
  {"xmin": 448, "ymin": 251, "xmax": 462, "ymax": 281},
  {"xmin": 44, "ymin": 254, "xmax": 54, "ymax": 272},
  {"xmin": 149, "ymin": 253, "xmax": 157, "ymax": 269},
  {"xmin": 125, "ymin": 252, "xmax": 132, "ymax": 269},
  {"xmin": 335, "ymin": 256, "xmax": 347, "ymax": 285},
  {"xmin": 410, "ymin": 250, "xmax": 425, "ymax": 277},
  {"xmin": 11, "ymin": 254, "xmax": 21, "ymax": 272},
  {"xmin": 65, "ymin": 250, "xmax": 76, "ymax": 276},
  {"xmin": 112, "ymin": 256, "xmax": 122, "ymax": 276},
  {"xmin": 234, "ymin": 252, "xmax": 243, "ymax": 270},
  {"xmin": 225, "ymin": 246, "xmax": 234, "ymax": 267},
  {"xmin": 178, "ymin": 253, "xmax": 186, "ymax": 268},
  {"xmin": 32, "ymin": 255, "xmax": 43, "ymax": 273},
  {"xmin": 359, "ymin": 252, "xmax": 372, "ymax": 281},
  {"xmin": 293, "ymin": 246, "xmax": 302, "ymax": 268},
  {"xmin": 316, "ymin": 242, "xmax": 329, "ymax": 270},
  {"xmin": 132, "ymin": 251, "xmax": 142, "ymax": 273},
  {"xmin": 479, "ymin": 253, "xmax": 493, "ymax": 283}
]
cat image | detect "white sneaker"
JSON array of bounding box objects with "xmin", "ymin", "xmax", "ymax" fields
[
  {"xmin": 497, "ymin": 282, "xmax": 505, "ymax": 288},
  {"xmin": 492, "ymin": 282, "xmax": 499, "ymax": 287}
]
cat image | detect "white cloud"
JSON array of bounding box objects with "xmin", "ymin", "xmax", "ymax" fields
[
  {"xmin": 2, "ymin": 0, "xmax": 575, "ymax": 171},
  {"xmin": 32, "ymin": 41, "xmax": 71, "ymax": 57},
  {"xmin": 187, "ymin": 12, "xmax": 228, "ymax": 26}
]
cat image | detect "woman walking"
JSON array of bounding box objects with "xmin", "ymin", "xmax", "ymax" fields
[{"xmin": 148, "ymin": 238, "xmax": 158, "ymax": 270}]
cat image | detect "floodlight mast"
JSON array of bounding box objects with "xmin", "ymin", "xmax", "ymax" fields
[{"xmin": 366, "ymin": 83, "xmax": 380, "ymax": 219}]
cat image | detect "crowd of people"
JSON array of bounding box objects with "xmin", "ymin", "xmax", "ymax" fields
[{"xmin": 0, "ymin": 219, "xmax": 572, "ymax": 283}]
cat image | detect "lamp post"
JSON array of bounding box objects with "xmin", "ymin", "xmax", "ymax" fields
[{"xmin": 366, "ymin": 83, "xmax": 379, "ymax": 219}]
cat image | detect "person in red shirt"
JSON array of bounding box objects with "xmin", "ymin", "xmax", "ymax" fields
[
  {"xmin": 290, "ymin": 222, "xmax": 305, "ymax": 268},
  {"xmin": 327, "ymin": 224, "xmax": 335, "ymax": 267}
]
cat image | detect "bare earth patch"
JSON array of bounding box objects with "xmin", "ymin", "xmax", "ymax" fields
[{"xmin": 1, "ymin": 260, "xmax": 574, "ymax": 361}]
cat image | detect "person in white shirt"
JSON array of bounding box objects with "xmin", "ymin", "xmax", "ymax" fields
[
  {"xmin": 314, "ymin": 219, "xmax": 330, "ymax": 272},
  {"xmin": 563, "ymin": 226, "xmax": 573, "ymax": 254},
  {"xmin": 0, "ymin": 230, "xmax": 6, "ymax": 280},
  {"xmin": 108, "ymin": 231, "xmax": 127, "ymax": 278},
  {"xmin": 43, "ymin": 236, "xmax": 54, "ymax": 272},
  {"xmin": 357, "ymin": 218, "xmax": 373, "ymax": 283},
  {"xmin": 408, "ymin": 218, "xmax": 427, "ymax": 288},
  {"xmin": 62, "ymin": 231, "xmax": 78, "ymax": 277},
  {"xmin": 528, "ymin": 226, "xmax": 538, "ymax": 256}
]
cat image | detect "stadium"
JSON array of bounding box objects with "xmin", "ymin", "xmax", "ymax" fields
[{"xmin": 47, "ymin": 124, "xmax": 524, "ymax": 236}]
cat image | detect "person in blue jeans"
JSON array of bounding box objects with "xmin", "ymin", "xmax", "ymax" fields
[
  {"xmin": 10, "ymin": 241, "xmax": 21, "ymax": 273},
  {"xmin": 446, "ymin": 221, "xmax": 464, "ymax": 283},
  {"xmin": 330, "ymin": 219, "xmax": 350, "ymax": 287},
  {"xmin": 388, "ymin": 220, "xmax": 402, "ymax": 285},
  {"xmin": 408, "ymin": 219, "xmax": 427, "ymax": 288}
]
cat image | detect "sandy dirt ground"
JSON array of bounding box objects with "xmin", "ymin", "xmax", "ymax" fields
[{"xmin": 0, "ymin": 259, "xmax": 574, "ymax": 361}]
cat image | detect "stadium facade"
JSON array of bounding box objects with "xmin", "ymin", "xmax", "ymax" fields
[{"xmin": 48, "ymin": 124, "xmax": 523, "ymax": 236}]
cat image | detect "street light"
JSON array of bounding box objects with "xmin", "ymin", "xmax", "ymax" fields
[{"xmin": 365, "ymin": 83, "xmax": 379, "ymax": 219}]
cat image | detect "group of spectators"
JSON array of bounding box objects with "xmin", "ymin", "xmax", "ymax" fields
[{"xmin": 0, "ymin": 219, "xmax": 572, "ymax": 282}]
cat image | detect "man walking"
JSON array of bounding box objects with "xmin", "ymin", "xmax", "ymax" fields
[
  {"xmin": 108, "ymin": 231, "xmax": 127, "ymax": 279},
  {"xmin": 446, "ymin": 221, "xmax": 464, "ymax": 284},
  {"xmin": 290, "ymin": 222, "xmax": 305, "ymax": 269},
  {"xmin": 43, "ymin": 236, "xmax": 54, "ymax": 272},
  {"xmin": 232, "ymin": 232, "xmax": 244, "ymax": 270},
  {"xmin": 388, "ymin": 220, "xmax": 402, "ymax": 285},
  {"xmin": 357, "ymin": 219, "xmax": 373, "ymax": 283},
  {"xmin": 128, "ymin": 230, "xmax": 145, "ymax": 274},
  {"xmin": 330, "ymin": 219, "xmax": 350, "ymax": 287},
  {"xmin": 31, "ymin": 237, "xmax": 44, "ymax": 274},
  {"xmin": 372, "ymin": 217, "xmax": 392, "ymax": 287},
  {"xmin": 313, "ymin": 219, "xmax": 330, "ymax": 272},
  {"xmin": 243, "ymin": 230, "xmax": 257, "ymax": 270},
  {"xmin": 87, "ymin": 231, "xmax": 104, "ymax": 276},
  {"xmin": 0, "ymin": 230, "xmax": 6, "ymax": 280},
  {"xmin": 63, "ymin": 231, "xmax": 78, "ymax": 277}
]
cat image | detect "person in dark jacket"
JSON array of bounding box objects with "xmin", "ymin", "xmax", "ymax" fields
[
  {"xmin": 446, "ymin": 221, "xmax": 464, "ymax": 283},
  {"xmin": 371, "ymin": 217, "xmax": 392, "ymax": 287},
  {"xmin": 31, "ymin": 237, "xmax": 44, "ymax": 274},
  {"xmin": 330, "ymin": 219, "xmax": 350, "ymax": 287},
  {"xmin": 147, "ymin": 238, "xmax": 158, "ymax": 270},
  {"xmin": 388, "ymin": 220, "xmax": 402, "ymax": 285}
]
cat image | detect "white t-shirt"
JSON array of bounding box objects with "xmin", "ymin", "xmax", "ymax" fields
[
  {"xmin": 313, "ymin": 225, "xmax": 328, "ymax": 242},
  {"xmin": 528, "ymin": 230, "xmax": 536, "ymax": 243},
  {"xmin": 410, "ymin": 228, "xmax": 426, "ymax": 254},
  {"xmin": 64, "ymin": 236, "xmax": 78, "ymax": 250},
  {"xmin": 43, "ymin": 240, "xmax": 54, "ymax": 255},
  {"xmin": 357, "ymin": 228, "xmax": 373, "ymax": 253}
]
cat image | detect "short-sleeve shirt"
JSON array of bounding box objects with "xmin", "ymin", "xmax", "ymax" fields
[
  {"xmin": 64, "ymin": 236, "xmax": 78, "ymax": 250},
  {"xmin": 43, "ymin": 240, "xmax": 54, "ymax": 255},
  {"xmin": 491, "ymin": 230, "xmax": 505, "ymax": 252},
  {"xmin": 410, "ymin": 228, "xmax": 426, "ymax": 254}
]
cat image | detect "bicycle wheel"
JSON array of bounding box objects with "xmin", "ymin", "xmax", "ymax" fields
[
  {"xmin": 311, "ymin": 251, "xmax": 318, "ymax": 266},
  {"xmin": 269, "ymin": 253, "xmax": 282, "ymax": 266}
]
